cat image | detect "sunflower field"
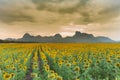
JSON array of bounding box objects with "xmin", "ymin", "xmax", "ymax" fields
[{"xmin": 0, "ymin": 43, "xmax": 120, "ymax": 80}]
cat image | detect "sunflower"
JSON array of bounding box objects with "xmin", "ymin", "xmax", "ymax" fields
[
  {"xmin": 12, "ymin": 67, "xmax": 16, "ymax": 71},
  {"xmin": 107, "ymin": 59, "xmax": 112, "ymax": 63},
  {"xmin": 3, "ymin": 73, "xmax": 11, "ymax": 80},
  {"xmin": 44, "ymin": 65, "xmax": 50, "ymax": 72},
  {"xmin": 84, "ymin": 65, "xmax": 89, "ymax": 69},
  {"xmin": 11, "ymin": 73, "xmax": 15, "ymax": 77},
  {"xmin": 115, "ymin": 63, "xmax": 120, "ymax": 67},
  {"xmin": 75, "ymin": 78, "xmax": 80, "ymax": 80},
  {"xmin": 66, "ymin": 63, "xmax": 71, "ymax": 67},
  {"xmin": 6, "ymin": 65, "xmax": 10, "ymax": 69},
  {"xmin": 56, "ymin": 76, "xmax": 63, "ymax": 80},
  {"xmin": 74, "ymin": 66, "xmax": 80, "ymax": 72},
  {"xmin": 48, "ymin": 73, "xmax": 55, "ymax": 79},
  {"xmin": 31, "ymin": 73, "xmax": 38, "ymax": 77},
  {"xmin": 50, "ymin": 70, "xmax": 54, "ymax": 74},
  {"xmin": 33, "ymin": 64, "xmax": 38, "ymax": 69},
  {"xmin": 23, "ymin": 66, "xmax": 27, "ymax": 71},
  {"xmin": 58, "ymin": 61, "xmax": 62, "ymax": 66}
]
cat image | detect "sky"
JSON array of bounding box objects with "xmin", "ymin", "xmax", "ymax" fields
[{"xmin": 0, "ymin": 0, "xmax": 120, "ymax": 41}]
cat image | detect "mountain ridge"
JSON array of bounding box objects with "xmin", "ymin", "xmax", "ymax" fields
[{"xmin": 3, "ymin": 31, "xmax": 115, "ymax": 43}]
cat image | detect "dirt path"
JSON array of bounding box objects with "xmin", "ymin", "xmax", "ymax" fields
[
  {"xmin": 38, "ymin": 50, "xmax": 44, "ymax": 75},
  {"xmin": 25, "ymin": 51, "xmax": 34, "ymax": 80},
  {"xmin": 25, "ymin": 48, "xmax": 44, "ymax": 80}
]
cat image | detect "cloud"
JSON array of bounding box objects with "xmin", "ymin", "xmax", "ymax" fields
[
  {"xmin": 31, "ymin": 0, "xmax": 120, "ymax": 24},
  {"xmin": 0, "ymin": 11, "xmax": 34, "ymax": 23},
  {"xmin": 0, "ymin": 0, "xmax": 35, "ymax": 23},
  {"xmin": 32, "ymin": 0, "xmax": 89, "ymax": 13},
  {"xmin": 0, "ymin": 0, "xmax": 120, "ymax": 24}
]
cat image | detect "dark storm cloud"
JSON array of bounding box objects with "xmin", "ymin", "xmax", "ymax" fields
[
  {"xmin": 0, "ymin": 0, "xmax": 120, "ymax": 24},
  {"xmin": 31, "ymin": 0, "xmax": 120, "ymax": 24},
  {"xmin": 32, "ymin": 0, "xmax": 89, "ymax": 13},
  {"xmin": 0, "ymin": 0, "xmax": 34, "ymax": 23},
  {"xmin": 0, "ymin": 11, "xmax": 34, "ymax": 23}
]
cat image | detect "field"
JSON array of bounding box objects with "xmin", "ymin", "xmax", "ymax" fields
[{"xmin": 0, "ymin": 43, "xmax": 120, "ymax": 80}]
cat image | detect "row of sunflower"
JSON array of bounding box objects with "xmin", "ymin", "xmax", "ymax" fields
[
  {"xmin": 30, "ymin": 48, "xmax": 42, "ymax": 80},
  {"xmin": 0, "ymin": 44, "xmax": 36, "ymax": 80},
  {"xmin": 39, "ymin": 50, "xmax": 63, "ymax": 80},
  {"xmin": 41, "ymin": 43, "xmax": 120, "ymax": 80},
  {"xmin": 0, "ymin": 43, "xmax": 120, "ymax": 80}
]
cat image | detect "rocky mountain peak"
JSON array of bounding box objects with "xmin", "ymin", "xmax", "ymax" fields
[
  {"xmin": 23, "ymin": 33, "xmax": 32, "ymax": 38},
  {"xmin": 54, "ymin": 34, "xmax": 62, "ymax": 38}
]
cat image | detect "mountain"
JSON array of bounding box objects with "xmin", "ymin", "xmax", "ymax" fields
[
  {"xmin": 4, "ymin": 31, "xmax": 115, "ymax": 43},
  {"xmin": 0, "ymin": 39, "xmax": 3, "ymax": 43},
  {"xmin": 5, "ymin": 38, "xmax": 17, "ymax": 41},
  {"xmin": 73, "ymin": 31, "xmax": 94, "ymax": 38},
  {"xmin": 18, "ymin": 33, "xmax": 63, "ymax": 42},
  {"xmin": 0, "ymin": 39, "xmax": 19, "ymax": 43},
  {"xmin": 61, "ymin": 31, "xmax": 114, "ymax": 42}
]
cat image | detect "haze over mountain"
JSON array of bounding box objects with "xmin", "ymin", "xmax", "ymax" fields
[{"xmin": 4, "ymin": 31, "xmax": 114, "ymax": 43}]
